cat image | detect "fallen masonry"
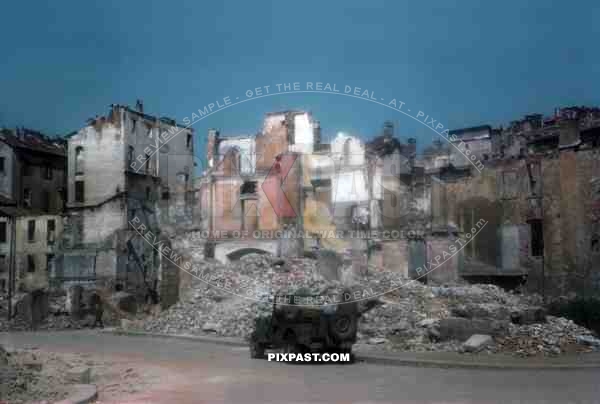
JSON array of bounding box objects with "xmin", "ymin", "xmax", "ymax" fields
[{"xmin": 133, "ymin": 253, "xmax": 600, "ymax": 357}]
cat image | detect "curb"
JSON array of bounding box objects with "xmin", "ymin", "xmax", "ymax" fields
[
  {"xmin": 54, "ymin": 384, "xmax": 97, "ymax": 404},
  {"xmin": 353, "ymin": 354, "xmax": 600, "ymax": 370},
  {"xmin": 104, "ymin": 328, "xmax": 247, "ymax": 347},
  {"xmin": 104, "ymin": 329, "xmax": 600, "ymax": 370}
]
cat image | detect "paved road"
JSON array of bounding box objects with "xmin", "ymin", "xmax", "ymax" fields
[{"xmin": 1, "ymin": 331, "xmax": 599, "ymax": 404}]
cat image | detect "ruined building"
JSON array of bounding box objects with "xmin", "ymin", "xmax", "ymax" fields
[
  {"xmin": 437, "ymin": 107, "xmax": 600, "ymax": 296},
  {"xmin": 199, "ymin": 106, "xmax": 600, "ymax": 298},
  {"xmin": 198, "ymin": 112, "xmax": 419, "ymax": 274},
  {"xmin": 57, "ymin": 102, "xmax": 196, "ymax": 303},
  {"xmin": 198, "ymin": 111, "xmax": 314, "ymax": 262},
  {"xmin": 0, "ymin": 128, "xmax": 67, "ymax": 293}
]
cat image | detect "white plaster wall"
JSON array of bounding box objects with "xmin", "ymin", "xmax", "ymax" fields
[
  {"xmin": 289, "ymin": 113, "xmax": 314, "ymax": 154},
  {"xmin": 82, "ymin": 199, "xmax": 125, "ymax": 244},
  {"xmin": 263, "ymin": 113, "xmax": 286, "ymax": 133},
  {"xmin": 154, "ymin": 119, "xmax": 194, "ymax": 191},
  {"xmin": 331, "ymin": 133, "xmax": 365, "ymax": 167},
  {"xmin": 17, "ymin": 214, "xmax": 63, "ymax": 255},
  {"xmin": 372, "ymin": 152, "xmax": 407, "ymax": 200},
  {"xmin": 332, "ymin": 169, "xmax": 369, "ymax": 203},
  {"xmin": 305, "ymin": 153, "xmax": 335, "ymax": 181},
  {"xmin": 218, "ymin": 137, "xmax": 256, "ymax": 175},
  {"xmin": 68, "ymin": 123, "xmax": 126, "ymax": 205}
]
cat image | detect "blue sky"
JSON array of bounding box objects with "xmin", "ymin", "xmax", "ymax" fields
[{"xmin": 1, "ymin": 0, "xmax": 599, "ymax": 159}]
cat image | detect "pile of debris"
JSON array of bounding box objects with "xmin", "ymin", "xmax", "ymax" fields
[
  {"xmin": 135, "ymin": 253, "xmax": 600, "ymax": 357},
  {"xmin": 494, "ymin": 316, "xmax": 599, "ymax": 356},
  {"xmin": 139, "ymin": 254, "xmax": 335, "ymax": 338},
  {"xmin": 0, "ymin": 345, "xmax": 70, "ymax": 403},
  {"xmin": 355, "ymin": 280, "xmax": 600, "ymax": 356},
  {"xmin": 0, "ymin": 287, "xmax": 136, "ymax": 332}
]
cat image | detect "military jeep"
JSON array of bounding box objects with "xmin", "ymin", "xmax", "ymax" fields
[{"xmin": 249, "ymin": 289, "xmax": 360, "ymax": 359}]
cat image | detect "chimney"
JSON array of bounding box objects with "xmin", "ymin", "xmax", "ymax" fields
[
  {"xmin": 135, "ymin": 99, "xmax": 144, "ymax": 113},
  {"xmin": 207, "ymin": 129, "xmax": 220, "ymax": 168},
  {"xmin": 383, "ymin": 121, "xmax": 394, "ymax": 138}
]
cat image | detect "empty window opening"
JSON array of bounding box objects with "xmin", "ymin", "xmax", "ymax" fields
[
  {"xmin": 46, "ymin": 254, "xmax": 55, "ymax": 272},
  {"xmin": 27, "ymin": 220, "xmax": 35, "ymax": 242},
  {"xmin": 75, "ymin": 181, "xmax": 85, "ymax": 203},
  {"xmin": 592, "ymin": 234, "xmax": 600, "ymax": 253},
  {"xmin": 47, "ymin": 220, "xmax": 55, "ymax": 244},
  {"xmin": 0, "ymin": 222, "xmax": 8, "ymax": 243},
  {"xmin": 27, "ymin": 255, "xmax": 35, "ymax": 273},
  {"xmin": 530, "ymin": 219, "xmax": 544, "ymax": 257},
  {"xmin": 75, "ymin": 146, "xmax": 84, "ymax": 175},
  {"xmin": 23, "ymin": 188, "xmax": 32, "ymax": 207},
  {"xmin": 0, "ymin": 222, "xmax": 6, "ymax": 243},
  {"xmin": 44, "ymin": 165, "xmax": 53, "ymax": 180},
  {"xmin": 145, "ymin": 154, "xmax": 151, "ymax": 174},
  {"xmin": 240, "ymin": 181, "xmax": 257, "ymax": 195},
  {"xmin": 128, "ymin": 146, "xmax": 135, "ymax": 167}
]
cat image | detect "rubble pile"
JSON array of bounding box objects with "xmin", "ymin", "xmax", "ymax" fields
[
  {"xmin": 135, "ymin": 254, "xmax": 600, "ymax": 356},
  {"xmin": 0, "ymin": 346, "xmax": 70, "ymax": 403},
  {"xmin": 0, "ymin": 290, "xmax": 127, "ymax": 332},
  {"xmin": 494, "ymin": 316, "xmax": 597, "ymax": 356},
  {"xmin": 140, "ymin": 254, "xmax": 336, "ymax": 337}
]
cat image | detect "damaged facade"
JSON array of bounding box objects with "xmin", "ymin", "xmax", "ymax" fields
[
  {"xmin": 200, "ymin": 106, "xmax": 600, "ymax": 298},
  {"xmin": 0, "ymin": 128, "xmax": 66, "ymax": 293},
  {"xmin": 57, "ymin": 102, "xmax": 196, "ymax": 303}
]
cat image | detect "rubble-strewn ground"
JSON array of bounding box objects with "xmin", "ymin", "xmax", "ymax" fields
[
  {"xmin": 133, "ymin": 254, "xmax": 600, "ymax": 357},
  {"xmin": 0, "ymin": 289, "xmax": 135, "ymax": 333},
  {"xmin": 0, "ymin": 344, "xmax": 70, "ymax": 403},
  {"xmin": 0, "ymin": 344, "xmax": 159, "ymax": 403},
  {"xmin": 2, "ymin": 254, "xmax": 598, "ymax": 359}
]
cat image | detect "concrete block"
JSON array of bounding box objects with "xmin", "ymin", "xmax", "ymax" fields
[
  {"xmin": 22, "ymin": 360, "xmax": 43, "ymax": 371},
  {"xmin": 510, "ymin": 307, "xmax": 547, "ymax": 325},
  {"xmin": 109, "ymin": 292, "xmax": 137, "ymax": 314},
  {"xmin": 463, "ymin": 334, "xmax": 493, "ymax": 352},
  {"xmin": 67, "ymin": 367, "xmax": 91, "ymax": 384},
  {"xmin": 438, "ymin": 317, "xmax": 509, "ymax": 341},
  {"xmin": 576, "ymin": 335, "xmax": 600, "ymax": 348}
]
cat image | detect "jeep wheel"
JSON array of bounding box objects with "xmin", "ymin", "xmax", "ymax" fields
[
  {"xmin": 250, "ymin": 341, "xmax": 266, "ymax": 359},
  {"xmin": 340, "ymin": 348, "xmax": 355, "ymax": 364},
  {"xmin": 282, "ymin": 331, "xmax": 299, "ymax": 354},
  {"xmin": 330, "ymin": 314, "xmax": 357, "ymax": 341}
]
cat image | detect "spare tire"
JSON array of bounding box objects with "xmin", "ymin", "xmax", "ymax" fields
[{"xmin": 329, "ymin": 313, "xmax": 357, "ymax": 341}]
